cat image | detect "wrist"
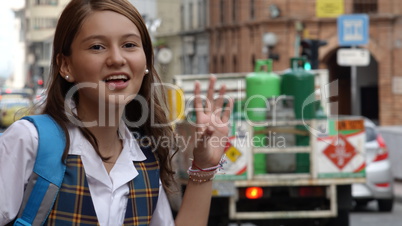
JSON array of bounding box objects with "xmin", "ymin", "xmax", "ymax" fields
[
  {"xmin": 186, "ymin": 158, "xmax": 226, "ymax": 183},
  {"xmin": 190, "ymin": 158, "xmax": 226, "ymax": 172},
  {"xmin": 188, "ymin": 174, "xmax": 215, "ymax": 183}
]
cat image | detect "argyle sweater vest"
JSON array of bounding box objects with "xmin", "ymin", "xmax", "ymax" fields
[{"xmin": 45, "ymin": 147, "xmax": 159, "ymax": 226}]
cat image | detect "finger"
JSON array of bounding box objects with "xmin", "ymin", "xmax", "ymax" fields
[
  {"xmin": 199, "ymin": 126, "xmax": 215, "ymax": 143},
  {"xmin": 193, "ymin": 81, "xmax": 204, "ymax": 129},
  {"xmin": 213, "ymin": 84, "xmax": 226, "ymax": 113},
  {"xmin": 221, "ymin": 96, "xmax": 234, "ymax": 123},
  {"xmin": 205, "ymin": 75, "xmax": 216, "ymax": 114},
  {"xmin": 195, "ymin": 125, "xmax": 215, "ymax": 150}
]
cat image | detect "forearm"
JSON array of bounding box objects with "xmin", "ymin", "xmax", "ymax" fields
[{"xmin": 174, "ymin": 180, "xmax": 213, "ymax": 226}]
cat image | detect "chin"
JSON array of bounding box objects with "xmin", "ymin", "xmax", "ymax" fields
[{"xmin": 103, "ymin": 93, "xmax": 136, "ymax": 106}]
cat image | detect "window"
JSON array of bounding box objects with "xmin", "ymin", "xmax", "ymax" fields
[
  {"xmin": 213, "ymin": 56, "xmax": 217, "ymax": 73},
  {"xmin": 353, "ymin": 0, "xmax": 377, "ymax": 14},
  {"xmin": 180, "ymin": 4, "xmax": 184, "ymax": 30},
  {"xmin": 232, "ymin": 0, "xmax": 238, "ymax": 22},
  {"xmin": 42, "ymin": 41, "xmax": 52, "ymax": 61},
  {"xmin": 251, "ymin": 55, "xmax": 256, "ymax": 71},
  {"xmin": 216, "ymin": 32, "xmax": 221, "ymax": 48},
  {"xmin": 250, "ymin": 0, "xmax": 255, "ymax": 20},
  {"xmin": 203, "ymin": 0, "xmax": 208, "ymax": 27},
  {"xmin": 198, "ymin": 0, "xmax": 203, "ymax": 27},
  {"xmin": 34, "ymin": 0, "xmax": 58, "ymax": 6},
  {"xmin": 220, "ymin": 0, "xmax": 225, "ymax": 24},
  {"xmin": 365, "ymin": 125, "xmax": 377, "ymax": 142},
  {"xmin": 221, "ymin": 56, "xmax": 225, "ymax": 73},
  {"xmin": 233, "ymin": 56, "xmax": 237, "ymax": 72},
  {"xmin": 189, "ymin": 2, "xmax": 194, "ymax": 29},
  {"xmin": 31, "ymin": 18, "xmax": 58, "ymax": 30}
]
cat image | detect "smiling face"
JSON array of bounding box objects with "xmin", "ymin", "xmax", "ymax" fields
[{"xmin": 60, "ymin": 10, "xmax": 147, "ymax": 114}]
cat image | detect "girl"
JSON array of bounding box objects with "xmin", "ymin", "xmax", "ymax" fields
[{"xmin": 0, "ymin": 0, "xmax": 232, "ymax": 225}]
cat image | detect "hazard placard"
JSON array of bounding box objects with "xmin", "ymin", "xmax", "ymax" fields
[
  {"xmin": 215, "ymin": 120, "xmax": 249, "ymax": 180},
  {"xmin": 316, "ymin": 118, "xmax": 366, "ymax": 178},
  {"xmin": 323, "ymin": 134, "xmax": 357, "ymax": 170}
]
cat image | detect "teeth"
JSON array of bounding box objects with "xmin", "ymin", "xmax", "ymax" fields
[{"xmin": 104, "ymin": 75, "xmax": 128, "ymax": 81}]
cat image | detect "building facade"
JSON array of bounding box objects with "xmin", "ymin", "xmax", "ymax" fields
[
  {"xmin": 24, "ymin": 0, "xmax": 70, "ymax": 89},
  {"xmin": 154, "ymin": 0, "xmax": 182, "ymax": 83},
  {"xmin": 208, "ymin": 0, "xmax": 402, "ymax": 126},
  {"xmin": 179, "ymin": 0, "xmax": 209, "ymax": 75},
  {"xmin": 155, "ymin": 0, "xmax": 209, "ymax": 82}
]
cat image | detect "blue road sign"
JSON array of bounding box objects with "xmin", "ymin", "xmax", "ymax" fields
[{"xmin": 337, "ymin": 14, "xmax": 369, "ymax": 46}]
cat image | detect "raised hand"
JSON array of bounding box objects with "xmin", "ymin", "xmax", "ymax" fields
[{"xmin": 191, "ymin": 75, "xmax": 233, "ymax": 169}]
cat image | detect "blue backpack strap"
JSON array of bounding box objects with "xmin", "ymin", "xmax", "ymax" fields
[{"xmin": 14, "ymin": 115, "xmax": 66, "ymax": 226}]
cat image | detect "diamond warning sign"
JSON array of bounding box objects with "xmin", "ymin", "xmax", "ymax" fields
[
  {"xmin": 323, "ymin": 134, "xmax": 357, "ymax": 170},
  {"xmin": 225, "ymin": 140, "xmax": 242, "ymax": 162}
]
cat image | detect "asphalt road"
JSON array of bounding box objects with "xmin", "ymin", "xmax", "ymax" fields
[{"xmin": 351, "ymin": 199, "xmax": 402, "ymax": 226}]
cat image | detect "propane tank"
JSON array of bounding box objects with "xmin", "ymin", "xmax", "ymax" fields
[
  {"xmin": 281, "ymin": 57, "xmax": 315, "ymax": 120},
  {"xmin": 246, "ymin": 59, "xmax": 280, "ymax": 174},
  {"xmin": 281, "ymin": 57, "xmax": 315, "ymax": 173}
]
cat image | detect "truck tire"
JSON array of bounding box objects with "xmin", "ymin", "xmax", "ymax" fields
[{"xmin": 377, "ymin": 199, "xmax": 394, "ymax": 212}]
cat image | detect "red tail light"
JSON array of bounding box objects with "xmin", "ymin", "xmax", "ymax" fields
[
  {"xmin": 375, "ymin": 183, "xmax": 390, "ymax": 188},
  {"xmin": 373, "ymin": 135, "xmax": 389, "ymax": 162},
  {"xmin": 298, "ymin": 186, "xmax": 325, "ymax": 197},
  {"xmin": 245, "ymin": 187, "xmax": 263, "ymax": 199}
]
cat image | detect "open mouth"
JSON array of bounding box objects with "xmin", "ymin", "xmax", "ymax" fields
[{"xmin": 103, "ymin": 75, "xmax": 130, "ymax": 83}]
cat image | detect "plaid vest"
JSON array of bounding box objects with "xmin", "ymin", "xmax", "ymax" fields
[{"xmin": 45, "ymin": 147, "xmax": 159, "ymax": 226}]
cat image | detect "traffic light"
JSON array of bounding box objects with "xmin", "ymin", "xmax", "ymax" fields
[
  {"xmin": 303, "ymin": 61, "xmax": 312, "ymax": 70},
  {"xmin": 37, "ymin": 79, "xmax": 44, "ymax": 87},
  {"xmin": 300, "ymin": 39, "xmax": 327, "ymax": 70}
]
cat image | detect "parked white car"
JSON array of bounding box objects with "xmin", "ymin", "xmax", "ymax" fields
[{"xmin": 352, "ymin": 118, "xmax": 394, "ymax": 212}]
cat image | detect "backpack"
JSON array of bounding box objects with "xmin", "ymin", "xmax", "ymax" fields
[
  {"xmin": 6, "ymin": 114, "xmax": 159, "ymax": 225},
  {"xmin": 10, "ymin": 115, "xmax": 66, "ymax": 226}
]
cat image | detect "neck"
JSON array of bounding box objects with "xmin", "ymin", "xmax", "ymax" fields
[
  {"xmin": 76, "ymin": 101, "xmax": 124, "ymax": 128},
  {"xmin": 77, "ymin": 103, "xmax": 124, "ymax": 158}
]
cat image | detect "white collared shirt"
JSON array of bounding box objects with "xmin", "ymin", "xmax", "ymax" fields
[{"xmin": 0, "ymin": 120, "xmax": 174, "ymax": 226}]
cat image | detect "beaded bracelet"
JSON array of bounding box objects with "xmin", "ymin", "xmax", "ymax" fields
[
  {"xmin": 187, "ymin": 169, "xmax": 217, "ymax": 177},
  {"xmin": 186, "ymin": 158, "xmax": 226, "ymax": 183},
  {"xmin": 188, "ymin": 175, "xmax": 215, "ymax": 183}
]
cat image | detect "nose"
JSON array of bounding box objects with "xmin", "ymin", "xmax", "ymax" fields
[{"xmin": 106, "ymin": 47, "xmax": 126, "ymax": 67}]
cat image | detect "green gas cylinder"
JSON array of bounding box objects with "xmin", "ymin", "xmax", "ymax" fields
[
  {"xmin": 281, "ymin": 57, "xmax": 315, "ymax": 173},
  {"xmin": 246, "ymin": 59, "xmax": 280, "ymax": 174},
  {"xmin": 281, "ymin": 58, "xmax": 315, "ymax": 120}
]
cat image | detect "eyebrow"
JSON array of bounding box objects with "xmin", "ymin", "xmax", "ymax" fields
[{"xmin": 80, "ymin": 33, "xmax": 142, "ymax": 43}]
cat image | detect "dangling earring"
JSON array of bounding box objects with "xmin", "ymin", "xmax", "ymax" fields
[
  {"xmin": 65, "ymin": 75, "xmax": 70, "ymax": 81},
  {"xmin": 145, "ymin": 69, "xmax": 149, "ymax": 75}
]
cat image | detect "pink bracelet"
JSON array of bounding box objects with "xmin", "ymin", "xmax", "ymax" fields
[{"xmin": 188, "ymin": 158, "xmax": 226, "ymax": 173}]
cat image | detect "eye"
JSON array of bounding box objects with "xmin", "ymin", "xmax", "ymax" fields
[
  {"xmin": 123, "ymin": 43, "xmax": 137, "ymax": 48},
  {"xmin": 89, "ymin": 44, "xmax": 104, "ymax": 50}
]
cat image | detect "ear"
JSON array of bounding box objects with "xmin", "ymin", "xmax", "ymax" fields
[{"xmin": 57, "ymin": 54, "xmax": 75, "ymax": 82}]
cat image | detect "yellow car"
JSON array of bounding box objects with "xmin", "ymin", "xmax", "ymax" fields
[{"xmin": 0, "ymin": 99, "xmax": 32, "ymax": 128}]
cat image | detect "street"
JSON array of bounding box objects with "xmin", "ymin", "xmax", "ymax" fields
[
  {"xmin": 226, "ymin": 199, "xmax": 402, "ymax": 226},
  {"xmin": 351, "ymin": 200, "xmax": 402, "ymax": 226}
]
